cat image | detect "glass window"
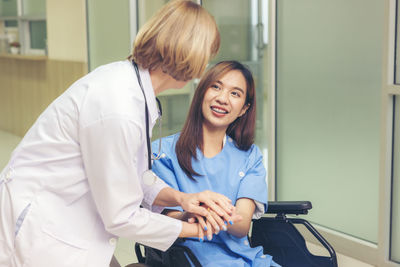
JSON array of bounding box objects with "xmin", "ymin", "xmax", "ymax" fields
[
  {"xmin": 29, "ymin": 20, "xmax": 46, "ymax": 49},
  {"xmin": 86, "ymin": 0, "xmax": 130, "ymax": 69},
  {"xmin": 0, "ymin": 0, "xmax": 46, "ymax": 55},
  {"xmin": 137, "ymin": 0, "xmax": 166, "ymax": 27},
  {"xmin": 395, "ymin": 0, "xmax": 400, "ymax": 84},
  {"xmin": 276, "ymin": 0, "xmax": 383, "ymax": 243},
  {"xmin": 5, "ymin": 20, "xmax": 17, "ymax": 27},
  {"xmin": 203, "ymin": 0, "xmax": 252, "ymax": 62},
  {"xmin": 391, "ymin": 96, "xmax": 400, "ymax": 262},
  {"xmin": 22, "ymin": 0, "xmax": 46, "ymax": 16},
  {"xmin": 0, "ymin": 0, "xmax": 17, "ymax": 17},
  {"xmin": 203, "ymin": 0, "xmax": 269, "ymax": 151}
]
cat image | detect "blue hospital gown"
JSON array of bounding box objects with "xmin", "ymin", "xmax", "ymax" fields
[{"xmin": 151, "ymin": 133, "xmax": 280, "ymax": 267}]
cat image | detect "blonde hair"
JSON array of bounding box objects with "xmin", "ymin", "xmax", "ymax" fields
[{"xmin": 132, "ymin": 0, "xmax": 220, "ymax": 81}]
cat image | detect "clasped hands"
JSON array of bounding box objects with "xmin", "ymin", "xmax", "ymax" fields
[{"xmin": 179, "ymin": 190, "xmax": 242, "ymax": 241}]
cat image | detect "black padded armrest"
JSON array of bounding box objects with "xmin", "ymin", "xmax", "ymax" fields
[{"xmin": 266, "ymin": 201, "xmax": 312, "ymax": 215}]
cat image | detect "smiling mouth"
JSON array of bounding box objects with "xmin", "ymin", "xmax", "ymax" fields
[{"xmin": 211, "ymin": 106, "xmax": 228, "ymax": 114}]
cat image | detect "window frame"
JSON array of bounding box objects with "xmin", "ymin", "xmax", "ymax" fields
[
  {"xmin": 0, "ymin": 0, "xmax": 46, "ymax": 55},
  {"xmin": 379, "ymin": 0, "xmax": 400, "ymax": 266}
]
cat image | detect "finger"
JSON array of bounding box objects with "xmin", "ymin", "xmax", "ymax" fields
[
  {"xmin": 207, "ymin": 195, "xmax": 235, "ymax": 216},
  {"xmin": 203, "ymin": 209, "xmax": 223, "ymax": 233},
  {"xmin": 207, "ymin": 193, "xmax": 234, "ymax": 211},
  {"xmin": 188, "ymin": 217, "xmax": 196, "ymax": 223},
  {"xmin": 205, "ymin": 202, "xmax": 235, "ymax": 224},
  {"xmin": 197, "ymin": 222, "xmax": 204, "ymax": 242},
  {"xmin": 206, "ymin": 221, "xmax": 213, "ymax": 241},
  {"xmin": 196, "ymin": 215, "xmax": 208, "ymax": 233},
  {"xmin": 197, "ymin": 191, "xmax": 233, "ymax": 215},
  {"xmin": 201, "ymin": 199, "xmax": 226, "ymax": 217},
  {"xmin": 208, "ymin": 192, "xmax": 234, "ymax": 210}
]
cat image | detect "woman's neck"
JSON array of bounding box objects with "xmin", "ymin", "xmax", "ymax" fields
[
  {"xmin": 149, "ymin": 68, "xmax": 173, "ymax": 95},
  {"xmin": 202, "ymin": 124, "xmax": 227, "ymax": 158}
]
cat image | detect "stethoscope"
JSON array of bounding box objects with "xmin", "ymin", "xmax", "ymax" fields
[{"xmin": 132, "ymin": 61, "xmax": 163, "ymax": 185}]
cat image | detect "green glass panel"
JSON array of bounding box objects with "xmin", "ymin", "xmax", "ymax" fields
[
  {"xmin": 86, "ymin": 0, "xmax": 131, "ymax": 70},
  {"xmin": 22, "ymin": 0, "xmax": 46, "ymax": 16},
  {"xmin": 391, "ymin": 96, "xmax": 400, "ymax": 262},
  {"xmin": 29, "ymin": 20, "xmax": 46, "ymax": 49},
  {"xmin": 137, "ymin": 0, "xmax": 166, "ymax": 26},
  {"xmin": 5, "ymin": 20, "xmax": 17, "ymax": 27},
  {"xmin": 153, "ymin": 94, "xmax": 191, "ymax": 139},
  {"xmin": 203, "ymin": 0, "xmax": 252, "ymax": 62},
  {"xmin": 276, "ymin": 0, "xmax": 383, "ymax": 243},
  {"xmin": 203, "ymin": 0, "xmax": 268, "ymax": 150},
  {"xmin": 396, "ymin": 0, "xmax": 400, "ymax": 84},
  {"xmin": 0, "ymin": 0, "xmax": 17, "ymax": 17}
]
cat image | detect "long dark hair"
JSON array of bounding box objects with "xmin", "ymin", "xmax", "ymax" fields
[{"xmin": 175, "ymin": 61, "xmax": 256, "ymax": 179}]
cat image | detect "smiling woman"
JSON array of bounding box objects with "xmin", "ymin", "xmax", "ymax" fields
[
  {"xmin": 150, "ymin": 61, "xmax": 281, "ymax": 266},
  {"xmin": 176, "ymin": 61, "xmax": 256, "ymax": 179},
  {"xmin": 202, "ymin": 69, "xmax": 249, "ymax": 134}
]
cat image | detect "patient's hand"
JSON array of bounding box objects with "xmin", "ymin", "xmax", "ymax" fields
[
  {"xmin": 186, "ymin": 207, "xmax": 242, "ymax": 241},
  {"xmin": 179, "ymin": 190, "xmax": 236, "ymax": 224}
]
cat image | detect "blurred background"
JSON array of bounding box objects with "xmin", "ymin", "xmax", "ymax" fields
[{"xmin": 0, "ymin": 0, "xmax": 398, "ymax": 266}]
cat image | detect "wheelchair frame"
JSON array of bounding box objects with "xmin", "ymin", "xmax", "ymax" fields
[{"xmin": 127, "ymin": 201, "xmax": 338, "ymax": 267}]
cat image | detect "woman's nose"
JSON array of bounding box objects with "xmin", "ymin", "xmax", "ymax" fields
[{"xmin": 215, "ymin": 90, "xmax": 228, "ymax": 104}]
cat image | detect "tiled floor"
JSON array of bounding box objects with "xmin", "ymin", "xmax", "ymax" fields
[{"xmin": 0, "ymin": 129, "xmax": 376, "ymax": 267}]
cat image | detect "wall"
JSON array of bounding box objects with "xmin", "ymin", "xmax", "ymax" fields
[
  {"xmin": 47, "ymin": 0, "xmax": 87, "ymax": 62},
  {"xmin": 0, "ymin": 58, "xmax": 86, "ymax": 136}
]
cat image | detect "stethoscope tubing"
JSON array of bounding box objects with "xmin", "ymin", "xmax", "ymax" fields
[{"xmin": 132, "ymin": 61, "xmax": 162, "ymax": 170}]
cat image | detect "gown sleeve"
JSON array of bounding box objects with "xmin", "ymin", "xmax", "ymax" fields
[{"xmin": 236, "ymin": 145, "xmax": 268, "ymax": 218}]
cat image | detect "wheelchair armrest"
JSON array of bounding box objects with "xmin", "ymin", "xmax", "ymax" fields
[{"xmin": 266, "ymin": 201, "xmax": 312, "ymax": 215}]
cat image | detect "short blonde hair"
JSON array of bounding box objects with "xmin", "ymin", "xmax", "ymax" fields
[{"xmin": 132, "ymin": 0, "xmax": 220, "ymax": 81}]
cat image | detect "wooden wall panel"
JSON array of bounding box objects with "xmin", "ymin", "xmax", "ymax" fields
[{"xmin": 0, "ymin": 57, "xmax": 87, "ymax": 137}]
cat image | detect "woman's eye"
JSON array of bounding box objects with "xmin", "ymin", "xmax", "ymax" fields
[
  {"xmin": 231, "ymin": 91, "xmax": 241, "ymax": 97},
  {"xmin": 211, "ymin": 84, "xmax": 220, "ymax": 90}
]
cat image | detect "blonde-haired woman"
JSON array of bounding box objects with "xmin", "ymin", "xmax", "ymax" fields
[{"xmin": 0, "ymin": 1, "xmax": 238, "ymax": 267}]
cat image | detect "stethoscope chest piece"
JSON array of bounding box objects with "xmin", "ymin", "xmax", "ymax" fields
[{"xmin": 142, "ymin": 170, "xmax": 157, "ymax": 185}]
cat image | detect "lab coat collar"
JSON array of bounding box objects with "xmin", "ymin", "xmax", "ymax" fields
[{"xmin": 137, "ymin": 66, "xmax": 160, "ymax": 125}]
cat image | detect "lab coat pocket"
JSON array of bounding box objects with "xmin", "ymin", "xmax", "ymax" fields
[{"xmin": 25, "ymin": 223, "xmax": 89, "ymax": 267}]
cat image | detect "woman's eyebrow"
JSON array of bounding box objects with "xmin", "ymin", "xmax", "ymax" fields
[{"xmin": 216, "ymin": 80, "xmax": 245, "ymax": 94}]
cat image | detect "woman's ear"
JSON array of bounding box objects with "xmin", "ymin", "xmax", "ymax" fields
[{"xmin": 238, "ymin": 103, "xmax": 250, "ymax": 117}]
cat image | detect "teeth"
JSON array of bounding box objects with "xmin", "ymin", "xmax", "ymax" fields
[{"xmin": 211, "ymin": 107, "xmax": 228, "ymax": 114}]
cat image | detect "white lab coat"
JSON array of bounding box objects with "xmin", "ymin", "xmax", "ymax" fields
[{"xmin": 0, "ymin": 61, "xmax": 182, "ymax": 267}]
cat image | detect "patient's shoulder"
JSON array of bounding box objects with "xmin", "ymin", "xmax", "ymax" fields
[{"xmin": 152, "ymin": 133, "xmax": 181, "ymax": 157}]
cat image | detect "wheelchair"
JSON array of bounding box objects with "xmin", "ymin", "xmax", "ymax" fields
[{"xmin": 126, "ymin": 201, "xmax": 338, "ymax": 267}]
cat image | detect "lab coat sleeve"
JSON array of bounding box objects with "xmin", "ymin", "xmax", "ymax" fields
[
  {"xmin": 237, "ymin": 145, "xmax": 268, "ymax": 219},
  {"xmin": 151, "ymin": 140, "xmax": 184, "ymax": 212},
  {"xmin": 140, "ymin": 173, "xmax": 169, "ymax": 213},
  {"xmin": 80, "ymin": 116, "xmax": 181, "ymax": 251}
]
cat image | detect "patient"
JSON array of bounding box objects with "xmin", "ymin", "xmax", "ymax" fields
[{"xmin": 151, "ymin": 61, "xmax": 280, "ymax": 266}]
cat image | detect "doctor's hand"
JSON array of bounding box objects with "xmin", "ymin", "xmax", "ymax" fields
[{"xmin": 179, "ymin": 191, "xmax": 239, "ymax": 232}]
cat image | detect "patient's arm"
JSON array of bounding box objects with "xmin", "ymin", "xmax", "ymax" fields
[
  {"xmin": 226, "ymin": 198, "xmax": 256, "ymax": 238},
  {"xmin": 163, "ymin": 209, "xmax": 190, "ymax": 221},
  {"xmin": 164, "ymin": 209, "xmax": 207, "ymax": 240}
]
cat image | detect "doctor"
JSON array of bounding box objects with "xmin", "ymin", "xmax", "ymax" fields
[{"xmin": 0, "ymin": 1, "xmax": 237, "ymax": 267}]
